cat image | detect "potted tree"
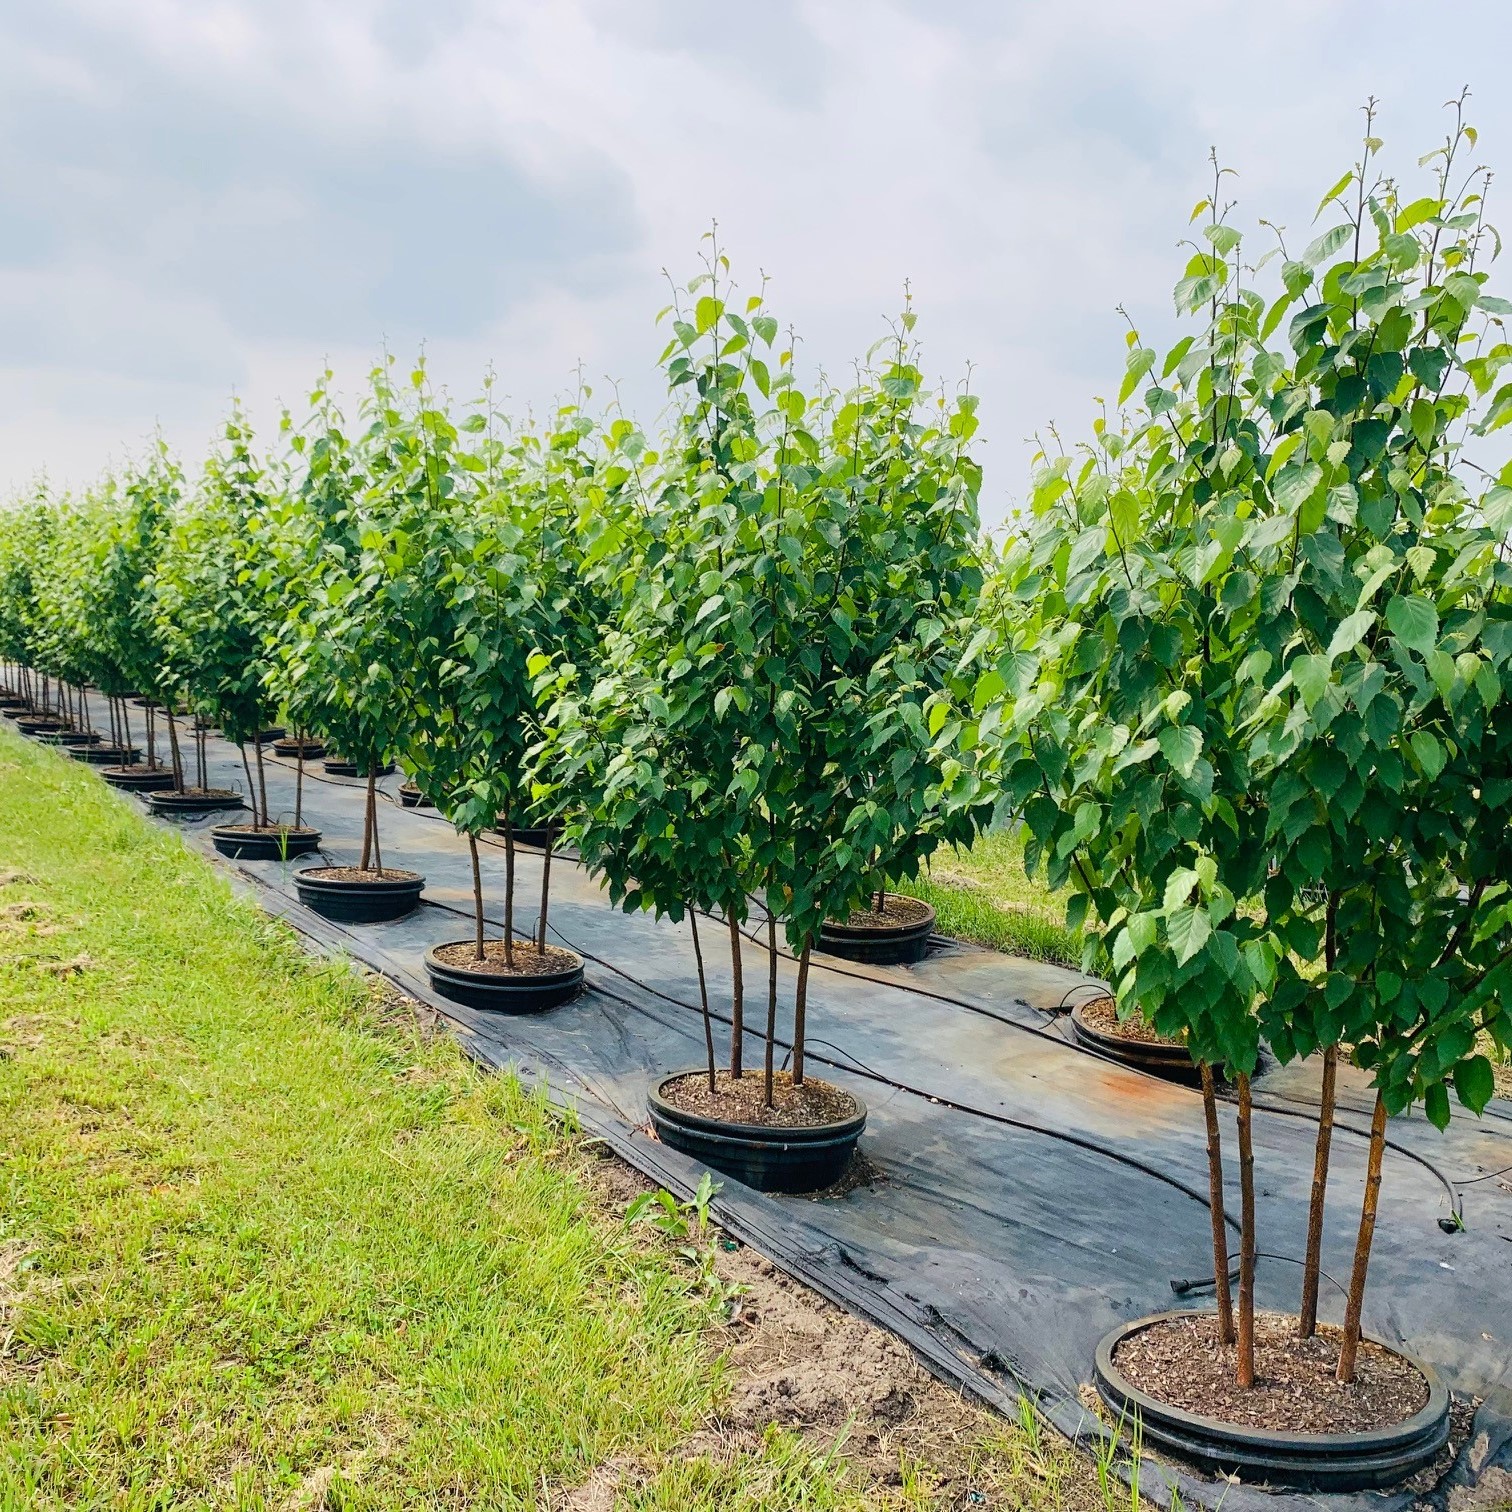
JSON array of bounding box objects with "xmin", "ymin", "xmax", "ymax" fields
[
  {"xmin": 270, "ymin": 366, "xmax": 426, "ymax": 923},
  {"xmin": 983, "ymin": 110, "xmax": 1507, "ymax": 1490},
  {"xmin": 417, "ymin": 374, "xmax": 587, "ymax": 1011}
]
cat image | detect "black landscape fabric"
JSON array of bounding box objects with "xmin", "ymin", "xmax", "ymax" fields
[{"xmin": 79, "ymin": 701, "xmax": 1512, "ymax": 1512}]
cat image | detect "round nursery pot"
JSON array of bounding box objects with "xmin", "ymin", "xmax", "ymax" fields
[
  {"xmin": 71, "ymin": 743, "xmax": 139, "ymax": 766},
  {"xmin": 145, "ymin": 788, "xmax": 246, "ymax": 817},
  {"xmin": 1, "ymin": 698, "xmax": 33, "ymax": 715},
  {"xmin": 648, "ymin": 1070, "xmax": 868, "ymax": 1194},
  {"xmin": 271, "ymin": 736, "xmax": 325, "ymax": 760},
  {"xmin": 495, "ymin": 818, "xmax": 565, "ymax": 849},
  {"xmin": 210, "ymin": 824, "xmax": 323, "ymax": 861},
  {"xmin": 40, "ymin": 730, "xmax": 100, "ymax": 748},
  {"xmin": 102, "ymin": 765, "xmax": 180, "ymax": 792},
  {"xmin": 322, "ymin": 757, "xmax": 396, "ymax": 778},
  {"xmin": 424, "ymin": 940, "xmax": 585, "ymax": 1013},
  {"xmin": 1069, "ymin": 999, "xmax": 1200, "ymax": 1085},
  {"xmin": 818, "ymin": 894, "xmax": 936, "ymax": 965},
  {"xmin": 252, "ymin": 726, "xmax": 286, "ymax": 745},
  {"xmin": 398, "ymin": 783, "xmax": 433, "ymax": 809},
  {"xmin": 1093, "ymin": 1311, "xmax": 1450, "ymax": 1492},
  {"xmin": 294, "ymin": 866, "xmax": 424, "ymax": 923},
  {"xmin": 16, "ymin": 716, "xmax": 67, "ymax": 736}
]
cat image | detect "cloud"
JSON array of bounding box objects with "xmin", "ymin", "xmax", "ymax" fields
[{"xmin": 0, "ymin": 0, "xmax": 1509, "ymax": 521}]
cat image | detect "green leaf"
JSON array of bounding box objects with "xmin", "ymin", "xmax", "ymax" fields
[
  {"xmin": 1385, "ymin": 594, "xmax": 1439, "ymax": 656},
  {"xmin": 1158, "ymin": 724, "xmax": 1202, "ymax": 778},
  {"xmin": 1166, "ymin": 905, "xmax": 1211, "ymax": 966},
  {"xmin": 1454, "ymin": 1055, "xmax": 1496, "ymax": 1115}
]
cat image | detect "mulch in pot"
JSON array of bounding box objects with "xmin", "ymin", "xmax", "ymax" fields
[
  {"xmin": 1078, "ymin": 994, "xmax": 1179, "ymax": 1046},
  {"xmin": 430, "ymin": 939, "xmax": 579, "ymax": 977},
  {"xmin": 1111, "ymin": 1311, "xmax": 1430, "ymax": 1436},
  {"xmin": 299, "ymin": 866, "xmax": 421, "ymax": 884},
  {"xmin": 272, "ymin": 737, "xmax": 325, "ymax": 759},
  {"xmin": 831, "ymin": 895, "xmax": 934, "ymax": 931},
  {"xmin": 660, "ymin": 1068, "xmax": 862, "ymax": 1130}
]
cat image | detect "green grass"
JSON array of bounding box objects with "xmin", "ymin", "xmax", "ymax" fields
[
  {"xmin": 0, "ymin": 731, "xmax": 888, "ymax": 1510},
  {"xmin": 911, "ymin": 829, "xmax": 1082, "ymax": 968}
]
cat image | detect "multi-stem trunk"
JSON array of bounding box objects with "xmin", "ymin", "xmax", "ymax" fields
[
  {"xmin": 1236, "ymin": 1072, "xmax": 1258, "ymax": 1389},
  {"xmin": 792, "ymin": 941, "xmax": 811, "ymax": 1086},
  {"xmin": 121, "ymin": 699, "xmax": 134, "ymax": 760},
  {"xmin": 763, "ymin": 907, "xmax": 779, "ymax": 1108},
  {"xmin": 728, "ymin": 905, "xmax": 745, "ymax": 1078},
  {"xmin": 1299, "ymin": 1043, "xmax": 1339, "ymax": 1339},
  {"xmin": 537, "ymin": 825, "xmax": 554, "ymax": 951},
  {"xmin": 502, "ymin": 806, "xmax": 516, "ymax": 968},
  {"xmin": 1200, "ymin": 1063, "xmax": 1236, "ymax": 1346},
  {"xmin": 145, "ymin": 701, "xmax": 158, "ymax": 769},
  {"xmin": 1337, "ymin": 1093, "xmax": 1388, "ymax": 1384},
  {"xmin": 689, "ymin": 908, "xmax": 716, "ymax": 1092},
  {"xmin": 467, "ymin": 832, "xmax": 485, "ymax": 961}
]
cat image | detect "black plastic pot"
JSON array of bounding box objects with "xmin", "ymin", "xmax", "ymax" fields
[
  {"xmin": 253, "ymin": 726, "xmax": 287, "ymax": 745},
  {"xmin": 71, "ymin": 743, "xmax": 139, "ymax": 766},
  {"xmin": 647, "ymin": 1071, "xmax": 868, "ymax": 1194},
  {"xmin": 293, "ymin": 867, "xmax": 424, "ymax": 923},
  {"xmin": 497, "ymin": 819, "xmax": 565, "ymax": 849},
  {"xmin": 210, "ymin": 825, "xmax": 323, "ymax": 861},
  {"xmin": 398, "ymin": 783, "xmax": 433, "ymax": 809},
  {"xmin": 272, "ymin": 737, "xmax": 325, "ymax": 760},
  {"xmin": 1068, "ymin": 1001, "xmax": 1200, "ymax": 1085},
  {"xmin": 40, "ymin": 730, "xmax": 100, "ymax": 748},
  {"xmin": 145, "ymin": 789, "xmax": 246, "ymax": 817},
  {"xmin": 101, "ymin": 766, "xmax": 180, "ymax": 792},
  {"xmin": 322, "ymin": 758, "xmax": 395, "ymax": 778},
  {"xmin": 424, "ymin": 942, "xmax": 585, "ymax": 1012},
  {"xmin": 818, "ymin": 896, "xmax": 936, "ymax": 965},
  {"xmin": 15, "ymin": 717, "xmax": 67, "ymax": 736},
  {"xmin": 1093, "ymin": 1311, "xmax": 1451, "ymax": 1491},
  {"xmin": 0, "ymin": 698, "xmax": 32, "ymax": 716}
]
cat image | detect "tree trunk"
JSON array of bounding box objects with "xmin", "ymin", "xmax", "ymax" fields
[
  {"xmin": 254, "ymin": 738, "xmax": 269, "ymax": 829},
  {"xmin": 728, "ymin": 906, "xmax": 745, "ymax": 1079},
  {"xmin": 294, "ymin": 731, "xmax": 304, "ymax": 828},
  {"xmin": 1337, "ymin": 1093, "xmax": 1388, "ymax": 1384},
  {"xmin": 503, "ymin": 807, "xmax": 516, "ymax": 968},
  {"xmin": 793, "ymin": 941, "xmax": 811, "ymax": 1086},
  {"xmin": 166, "ymin": 705, "xmax": 184, "ymax": 790},
  {"xmin": 1236, "ymin": 1072, "xmax": 1257, "ymax": 1389},
  {"xmin": 121, "ymin": 698, "xmax": 134, "ymax": 759},
  {"xmin": 763, "ymin": 907, "xmax": 779, "ymax": 1108},
  {"xmin": 146, "ymin": 701, "xmax": 158, "ymax": 769},
  {"xmin": 239, "ymin": 743, "xmax": 257, "ymax": 821},
  {"xmin": 1200, "ymin": 1062, "xmax": 1236, "ymax": 1346},
  {"xmin": 690, "ymin": 908, "xmax": 716, "ymax": 1092},
  {"xmin": 537, "ymin": 825, "xmax": 554, "ymax": 951},
  {"xmin": 370, "ymin": 773, "xmax": 384, "ymax": 874},
  {"xmin": 360, "ymin": 771, "xmax": 375, "ymax": 870},
  {"xmin": 468, "ymin": 832, "xmax": 485, "ymax": 961},
  {"xmin": 1299, "ymin": 1043, "xmax": 1339, "ymax": 1339}
]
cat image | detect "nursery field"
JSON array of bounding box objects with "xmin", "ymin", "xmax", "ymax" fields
[
  {"xmin": 0, "ymin": 727, "xmax": 1112, "ymax": 1511},
  {"xmin": 3, "ymin": 101, "xmax": 1512, "ymax": 1510}
]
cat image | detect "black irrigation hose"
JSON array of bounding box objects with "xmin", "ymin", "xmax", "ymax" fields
[
  {"xmin": 263, "ymin": 739, "xmax": 1473, "ymax": 1220},
  {"xmin": 1173, "ymin": 1254, "xmax": 1349, "ymax": 1303}
]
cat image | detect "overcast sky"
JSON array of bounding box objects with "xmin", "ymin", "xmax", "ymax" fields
[{"xmin": 2, "ymin": 0, "xmax": 1509, "ymax": 524}]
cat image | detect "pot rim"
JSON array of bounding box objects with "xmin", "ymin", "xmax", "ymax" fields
[
  {"xmin": 1094, "ymin": 1309, "xmax": 1450, "ymax": 1452},
  {"xmin": 424, "ymin": 940, "xmax": 584, "ymax": 986},
  {"xmin": 819, "ymin": 895, "xmax": 936, "ymax": 942},
  {"xmin": 649, "ymin": 1067, "xmax": 868, "ymax": 1142}
]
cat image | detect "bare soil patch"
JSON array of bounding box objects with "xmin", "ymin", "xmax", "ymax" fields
[
  {"xmin": 1113, "ymin": 1311, "xmax": 1429, "ymax": 1434},
  {"xmin": 661, "ymin": 1069, "xmax": 860, "ymax": 1129},
  {"xmin": 431, "ymin": 939, "xmax": 579, "ymax": 978}
]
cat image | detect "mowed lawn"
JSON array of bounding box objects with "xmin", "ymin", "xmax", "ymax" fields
[{"xmin": 0, "ymin": 729, "xmax": 881, "ymax": 1510}]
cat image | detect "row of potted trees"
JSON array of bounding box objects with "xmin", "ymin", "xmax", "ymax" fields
[{"xmin": 2, "ymin": 117, "xmax": 1509, "ymax": 1492}]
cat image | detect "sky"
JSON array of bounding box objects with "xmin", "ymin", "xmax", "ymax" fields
[{"xmin": 1, "ymin": 0, "xmax": 1510, "ymax": 525}]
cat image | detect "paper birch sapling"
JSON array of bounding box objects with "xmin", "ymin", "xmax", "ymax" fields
[{"xmin": 981, "ymin": 105, "xmax": 1512, "ymax": 1389}]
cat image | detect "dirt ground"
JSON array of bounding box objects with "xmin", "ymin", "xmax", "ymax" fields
[{"xmin": 561, "ymin": 1145, "xmax": 1106, "ymax": 1512}]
